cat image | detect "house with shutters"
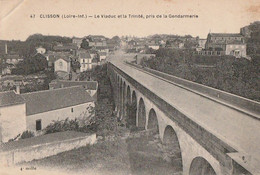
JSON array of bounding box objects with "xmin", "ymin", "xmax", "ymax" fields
[{"xmin": 77, "ymin": 51, "xmax": 92, "ymax": 72}]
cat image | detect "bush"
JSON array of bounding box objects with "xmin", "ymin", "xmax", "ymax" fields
[
  {"xmin": 19, "ymin": 130, "xmax": 35, "ymax": 140},
  {"xmin": 44, "ymin": 114, "xmax": 97, "ymax": 135},
  {"xmin": 8, "ymin": 134, "xmax": 21, "ymax": 142}
]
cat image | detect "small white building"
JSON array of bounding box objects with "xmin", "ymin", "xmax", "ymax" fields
[
  {"xmin": 21, "ymin": 86, "xmax": 95, "ymax": 132},
  {"xmin": 148, "ymin": 45, "xmax": 160, "ymax": 50},
  {"xmin": 95, "ymin": 46, "xmax": 109, "ymax": 54},
  {"xmin": 0, "ymin": 86, "xmax": 95, "ymax": 143},
  {"xmin": 54, "ymin": 57, "xmax": 71, "ymax": 73},
  {"xmin": 98, "ymin": 52, "xmax": 107, "ymax": 62},
  {"xmin": 36, "ymin": 47, "xmax": 46, "ymax": 54},
  {"xmin": 5, "ymin": 54, "xmax": 23, "ymax": 65},
  {"xmin": 225, "ymin": 43, "xmax": 247, "ymax": 58}
]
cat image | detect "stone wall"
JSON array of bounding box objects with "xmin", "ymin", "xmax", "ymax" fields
[{"xmin": 0, "ymin": 133, "xmax": 96, "ymax": 166}]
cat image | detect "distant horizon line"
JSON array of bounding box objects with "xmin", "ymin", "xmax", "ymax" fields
[
  {"xmin": 2, "ymin": 20, "xmax": 259, "ymax": 41},
  {"xmin": 0, "ymin": 32, "xmax": 242, "ymax": 42}
]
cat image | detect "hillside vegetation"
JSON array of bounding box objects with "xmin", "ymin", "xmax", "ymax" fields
[{"xmin": 140, "ymin": 48, "xmax": 260, "ymax": 102}]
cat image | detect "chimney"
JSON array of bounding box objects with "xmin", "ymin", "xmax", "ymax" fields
[
  {"xmin": 5, "ymin": 43, "xmax": 8, "ymax": 54},
  {"xmin": 16, "ymin": 85, "xmax": 20, "ymax": 94}
]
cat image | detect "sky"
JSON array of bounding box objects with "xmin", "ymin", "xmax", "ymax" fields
[{"xmin": 0, "ymin": 0, "xmax": 259, "ymax": 41}]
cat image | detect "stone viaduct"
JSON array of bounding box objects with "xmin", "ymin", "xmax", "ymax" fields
[{"xmin": 107, "ymin": 60, "xmax": 260, "ymax": 175}]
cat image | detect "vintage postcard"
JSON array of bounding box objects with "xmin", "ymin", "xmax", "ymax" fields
[{"xmin": 0, "ymin": 0, "xmax": 259, "ymax": 175}]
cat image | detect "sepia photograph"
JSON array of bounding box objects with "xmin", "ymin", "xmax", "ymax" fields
[{"xmin": 0, "ymin": 0, "xmax": 259, "ymax": 174}]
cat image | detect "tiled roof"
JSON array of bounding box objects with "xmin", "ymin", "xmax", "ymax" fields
[
  {"xmin": 55, "ymin": 56, "xmax": 70, "ymax": 62},
  {"xmin": 21, "ymin": 86, "xmax": 93, "ymax": 116},
  {"xmin": 53, "ymin": 44, "xmax": 77, "ymax": 51},
  {"xmin": 95, "ymin": 46, "xmax": 108, "ymax": 50},
  {"xmin": 88, "ymin": 49, "xmax": 97, "ymax": 54},
  {"xmin": 46, "ymin": 52, "xmax": 71, "ymax": 63},
  {"xmin": 0, "ymin": 91, "xmax": 25, "ymax": 107},
  {"xmin": 209, "ymin": 33, "xmax": 243, "ymax": 37},
  {"xmin": 226, "ymin": 40, "xmax": 246, "ymax": 45},
  {"xmin": 49, "ymin": 80, "xmax": 98, "ymax": 90},
  {"xmin": 79, "ymin": 52, "xmax": 91, "ymax": 59},
  {"xmin": 211, "ymin": 40, "xmax": 245, "ymax": 45},
  {"xmin": 0, "ymin": 131, "xmax": 91, "ymax": 151},
  {"xmin": 98, "ymin": 52, "xmax": 107, "ymax": 56},
  {"xmin": 0, "ymin": 75, "xmax": 24, "ymax": 82},
  {"xmin": 5, "ymin": 54, "xmax": 20, "ymax": 60}
]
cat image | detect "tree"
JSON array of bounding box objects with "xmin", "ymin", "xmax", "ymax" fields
[
  {"xmin": 71, "ymin": 60, "xmax": 81, "ymax": 72},
  {"xmin": 12, "ymin": 54, "xmax": 48, "ymax": 75},
  {"xmin": 81, "ymin": 39, "xmax": 91, "ymax": 49}
]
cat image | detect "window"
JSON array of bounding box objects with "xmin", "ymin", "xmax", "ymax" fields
[
  {"xmin": 59, "ymin": 61, "xmax": 63, "ymax": 68},
  {"xmin": 71, "ymin": 108, "xmax": 74, "ymax": 112},
  {"xmin": 36, "ymin": 119, "xmax": 42, "ymax": 131}
]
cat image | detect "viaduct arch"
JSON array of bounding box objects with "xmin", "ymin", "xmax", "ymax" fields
[{"xmin": 111, "ymin": 71, "xmax": 224, "ymax": 175}]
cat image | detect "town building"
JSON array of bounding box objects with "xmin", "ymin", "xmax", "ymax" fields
[
  {"xmin": 54, "ymin": 56, "xmax": 71, "ymax": 79},
  {"xmin": 198, "ymin": 39, "xmax": 207, "ymax": 49},
  {"xmin": 98, "ymin": 52, "xmax": 107, "ymax": 62},
  {"xmin": 204, "ymin": 33, "xmax": 247, "ymax": 58},
  {"xmin": 53, "ymin": 43, "xmax": 77, "ymax": 54},
  {"xmin": 225, "ymin": 42, "xmax": 247, "ymax": 58},
  {"xmin": 54, "ymin": 57, "xmax": 71, "ymax": 73},
  {"xmin": 36, "ymin": 46, "xmax": 46, "ymax": 54},
  {"xmin": 148, "ymin": 45, "xmax": 160, "ymax": 50},
  {"xmin": 0, "ymin": 75, "xmax": 23, "ymax": 87},
  {"xmin": 45, "ymin": 51, "xmax": 71, "ymax": 68},
  {"xmin": 0, "ymin": 86, "xmax": 95, "ymax": 143},
  {"xmin": 88, "ymin": 49, "xmax": 98, "ymax": 59},
  {"xmin": 72, "ymin": 37, "xmax": 83, "ymax": 48},
  {"xmin": 94, "ymin": 46, "xmax": 109, "ymax": 54},
  {"xmin": 127, "ymin": 40, "xmax": 137, "ymax": 49},
  {"xmin": 106, "ymin": 39, "xmax": 119, "ymax": 51},
  {"xmin": 21, "ymin": 86, "xmax": 94, "ymax": 132},
  {"xmin": 78, "ymin": 51, "xmax": 92, "ymax": 72},
  {"xmin": 5, "ymin": 54, "xmax": 23, "ymax": 65},
  {"xmin": 166, "ymin": 38, "xmax": 185, "ymax": 49},
  {"xmin": 205, "ymin": 33, "xmax": 244, "ymax": 50},
  {"xmin": 1, "ymin": 64, "xmax": 15, "ymax": 75},
  {"xmin": 1, "ymin": 54, "xmax": 23, "ymax": 75},
  {"xmin": 87, "ymin": 35, "xmax": 107, "ymax": 48}
]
